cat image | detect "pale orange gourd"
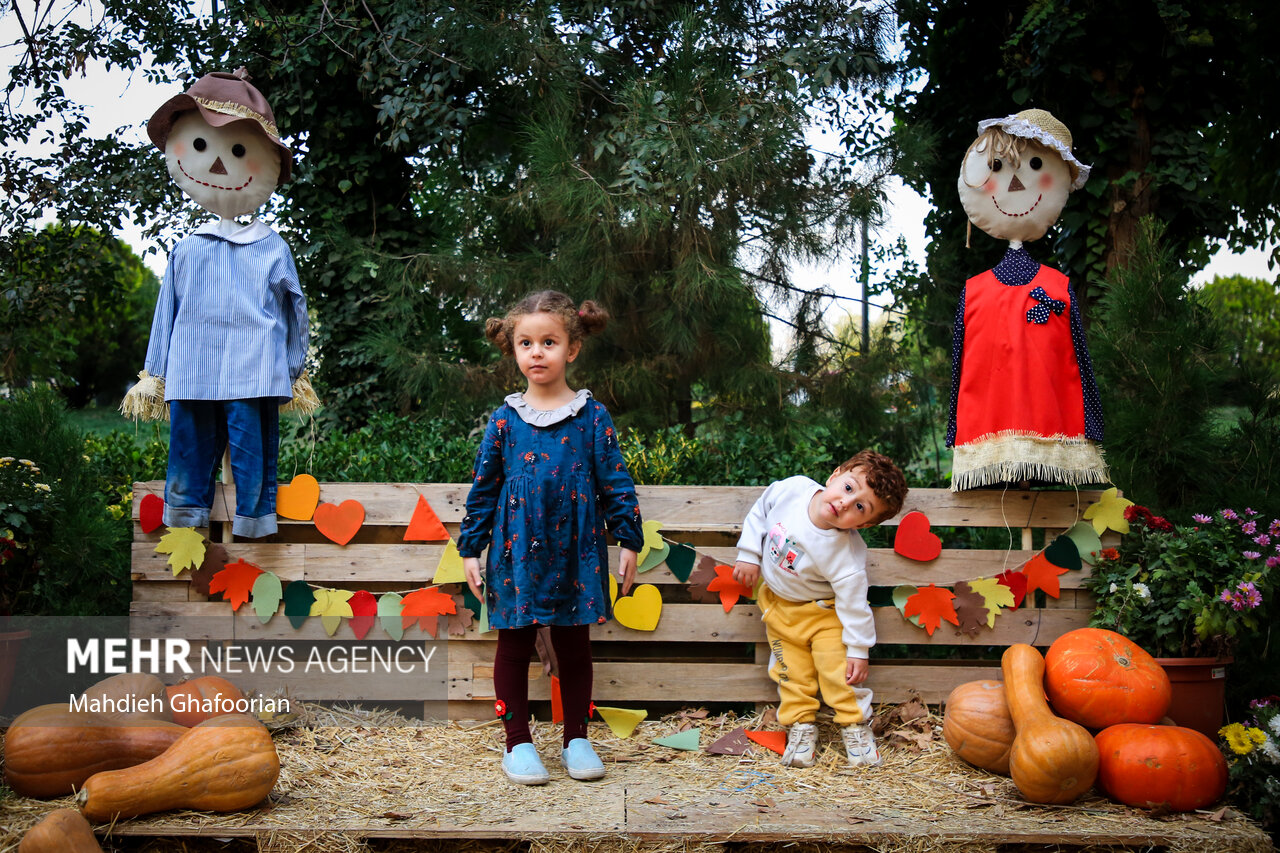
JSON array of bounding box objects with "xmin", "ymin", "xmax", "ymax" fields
[
  {"xmin": 79, "ymin": 672, "xmax": 174, "ymax": 723},
  {"xmin": 3, "ymin": 704, "xmax": 186, "ymax": 798},
  {"xmin": 76, "ymin": 714, "xmax": 279, "ymax": 821},
  {"xmin": 1001, "ymin": 643, "xmax": 1099, "ymax": 804},
  {"xmin": 165, "ymin": 675, "xmax": 246, "ymax": 726},
  {"xmin": 18, "ymin": 808, "xmax": 102, "ymax": 853},
  {"xmin": 942, "ymin": 679, "xmax": 1015, "ymax": 775}
]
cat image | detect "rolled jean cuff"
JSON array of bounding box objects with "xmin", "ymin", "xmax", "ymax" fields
[
  {"xmin": 164, "ymin": 505, "xmax": 210, "ymax": 530},
  {"xmin": 233, "ymin": 513, "xmax": 278, "ymax": 539}
]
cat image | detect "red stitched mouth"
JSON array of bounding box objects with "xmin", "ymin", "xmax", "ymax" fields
[
  {"xmin": 991, "ymin": 193, "xmax": 1042, "ymax": 217},
  {"xmin": 178, "ymin": 160, "xmax": 253, "ymax": 191}
]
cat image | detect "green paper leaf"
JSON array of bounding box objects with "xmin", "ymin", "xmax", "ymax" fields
[
  {"xmin": 654, "ymin": 728, "xmax": 700, "ymax": 750},
  {"xmin": 1064, "ymin": 522, "xmax": 1104, "ymax": 566},
  {"xmin": 1044, "ymin": 535, "xmax": 1083, "ymax": 572},
  {"xmin": 892, "ymin": 584, "xmax": 923, "ymax": 627},
  {"xmin": 378, "ymin": 592, "xmax": 405, "ymax": 641},
  {"xmin": 478, "ymin": 597, "xmax": 492, "ymax": 634},
  {"xmin": 637, "ymin": 541, "xmax": 670, "ymax": 573},
  {"xmin": 282, "ymin": 580, "xmax": 316, "ymax": 629},
  {"xmin": 664, "ymin": 543, "xmax": 696, "ymax": 582},
  {"xmin": 250, "ymin": 572, "xmax": 282, "ymax": 624}
]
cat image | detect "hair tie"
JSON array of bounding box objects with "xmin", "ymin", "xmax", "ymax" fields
[{"xmin": 578, "ymin": 310, "xmax": 585, "ymax": 317}]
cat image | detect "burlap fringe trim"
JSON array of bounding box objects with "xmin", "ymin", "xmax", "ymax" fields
[
  {"xmin": 951, "ymin": 431, "xmax": 1109, "ymax": 491},
  {"xmin": 118, "ymin": 370, "xmax": 321, "ymax": 421}
]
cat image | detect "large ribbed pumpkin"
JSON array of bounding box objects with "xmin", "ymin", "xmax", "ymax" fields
[
  {"xmin": 942, "ymin": 680, "xmax": 1015, "ymax": 774},
  {"xmin": 165, "ymin": 676, "xmax": 246, "ymax": 726},
  {"xmin": 1095, "ymin": 724, "xmax": 1228, "ymax": 811},
  {"xmin": 1044, "ymin": 627, "xmax": 1171, "ymax": 728}
]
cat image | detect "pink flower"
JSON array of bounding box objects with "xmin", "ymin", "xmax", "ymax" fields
[
  {"xmin": 1242, "ymin": 520, "xmax": 1258, "ymax": 535},
  {"xmin": 1243, "ymin": 550, "xmax": 1262, "ymax": 560},
  {"xmin": 1268, "ymin": 556, "xmax": 1280, "ymax": 569},
  {"xmin": 1240, "ymin": 582, "xmax": 1263, "ymax": 609},
  {"xmin": 1193, "ymin": 513, "xmax": 1212, "ymax": 523},
  {"xmin": 1222, "ymin": 509, "xmax": 1239, "ymax": 521},
  {"xmin": 1255, "ymin": 534, "xmax": 1272, "ymax": 547}
]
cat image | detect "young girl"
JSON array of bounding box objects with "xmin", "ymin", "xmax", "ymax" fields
[{"xmin": 459, "ymin": 290, "xmax": 644, "ymax": 785}]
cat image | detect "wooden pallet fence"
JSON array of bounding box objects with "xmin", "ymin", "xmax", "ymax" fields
[{"xmin": 130, "ymin": 482, "xmax": 1112, "ymax": 719}]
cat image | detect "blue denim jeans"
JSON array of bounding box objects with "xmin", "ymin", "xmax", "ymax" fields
[{"xmin": 164, "ymin": 399, "xmax": 279, "ymax": 538}]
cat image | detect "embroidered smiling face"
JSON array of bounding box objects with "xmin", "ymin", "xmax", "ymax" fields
[
  {"xmin": 958, "ymin": 133, "xmax": 1072, "ymax": 244},
  {"xmin": 165, "ymin": 111, "xmax": 280, "ymax": 219}
]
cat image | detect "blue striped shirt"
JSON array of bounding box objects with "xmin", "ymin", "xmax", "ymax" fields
[{"xmin": 144, "ymin": 220, "xmax": 309, "ymax": 401}]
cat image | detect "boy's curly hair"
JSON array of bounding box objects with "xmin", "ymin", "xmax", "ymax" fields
[
  {"xmin": 836, "ymin": 449, "xmax": 908, "ymax": 523},
  {"xmin": 484, "ymin": 290, "xmax": 609, "ymax": 357}
]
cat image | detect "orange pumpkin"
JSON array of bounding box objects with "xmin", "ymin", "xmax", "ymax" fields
[
  {"xmin": 942, "ymin": 680, "xmax": 1015, "ymax": 774},
  {"xmin": 165, "ymin": 676, "xmax": 246, "ymax": 726},
  {"xmin": 79, "ymin": 673, "xmax": 173, "ymax": 723},
  {"xmin": 18, "ymin": 808, "xmax": 102, "ymax": 853},
  {"xmin": 1044, "ymin": 627, "xmax": 1171, "ymax": 728},
  {"xmin": 1095, "ymin": 724, "xmax": 1228, "ymax": 811}
]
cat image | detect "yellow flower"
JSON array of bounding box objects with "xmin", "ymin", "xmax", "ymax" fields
[
  {"xmin": 1222, "ymin": 723, "xmax": 1257, "ymax": 755},
  {"xmin": 1248, "ymin": 727, "xmax": 1267, "ymax": 746}
]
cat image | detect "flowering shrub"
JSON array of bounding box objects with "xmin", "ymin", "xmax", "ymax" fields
[
  {"xmin": 1086, "ymin": 506, "xmax": 1275, "ymax": 658},
  {"xmin": 1221, "ymin": 696, "xmax": 1280, "ymax": 832},
  {"xmin": 0, "ymin": 457, "xmax": 60, "ymax": 615}
]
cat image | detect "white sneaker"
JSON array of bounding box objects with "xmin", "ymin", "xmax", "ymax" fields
[
  {"xmin": 842, "ymin": 723, "xmax": 882, "ymax": 766},
  {"xmin": 782, "ymin": 722, "xmax": 818, "ymax": 767}
]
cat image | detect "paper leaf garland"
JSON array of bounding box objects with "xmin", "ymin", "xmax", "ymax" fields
[
  {"xmin": 967, "ymin": 577, "xmax": 1015, "ymax": 627},
  {"xmin": 447, "ymin": 594, "xmax": 475, "ymax": 636},
  {"xmin": 405, "ymin": 494, "xmax": 449, "ymax": 541},
  {"xmin": 744, "ymin": 729, "xmax": 787, "ymax": 755},
  {"xmin": 314, "ymin": 500, "xmax": 365, "ymax": 545},
  {"xmin": 400, "ymin": 586, "xmax": 457, "ymax": 637},
  {"xmin": 951, "ymin": 580, "xmax": 989, "ymax": 637},
  {"xmin": 348, "ymin": 590, "xmax": 377, "ymax": 640},
  {"xmin": 1021, "ymin": 552, "xmax": 1067, "ymax": 598},
  {"xmin": 903, "ymin": 584, "xmax": 958, "ymax": 636},
  {"xmin": 892, "ymin": 585, "xmax": 922, "ymax": 627},
  {"xmin": 310, "ymin": 587, "xmax": 355, "ymax": 637},
  {"xmin": 209, "ymin": 559, "xmax": 264, "ymax": 611},
  {"xmin": 1044, "ymin": 535, "xmax": 1082, "ymax": 572},
  {"xmin": 190, "ymin": 542, "xmax": 227, "ymax": 597},
  {"xmin": 613, "ymin": 584, "xmax": 663, "ymax": 631},
  {"xmin": 706, "ymin": 727, "xmax": 753, "ymax": 755},
  {"xmin": 654, "ymin": 729, "xmax": 701, "ymax": 750},
  {"xmin": 1083, "ymin": 487, "xmax": 1133, "ymax": 535},
  {"xmin": 139, "ymin": 493, "xmax": 164, "ymax": 533},
  {"xmin": 664, "ymin": 543, "xmax": 696, "ymax": 582},
  {"xmin": 893, "ymin": 510, "xmax": 942, "ymax": 562},
  {"xmin": 706, "ymin": 564, "xmax": 754, "ymax": 613},
  {"xmin": 596, "ymin": 705, "xmax": 646, "ymax": 738},
  {"xmin": 250, "ymin": 572, "xmax": 283, "ymax": 624},
  {"xmin": 432, "ymin": 539, "xmax": 467, "ymax": 584},
  {"xmin": 155, "ymin": 527, "xmax": 206, "ymax": 576},
  {"xmin": 277, "ymin": 474, "xmax": 320, "ymax": 521},
  {"xmin": 995, "ymin": 569, "xmax": 1028, "ymax": 610},
  {"xmin": 378, "ymin": 592, "xmax": 405, "ymax": 641},
  {"xmin": 686, "ymin": 557, "xmax": 722, "ymax": 604},
  {"xmin": 283, "ymin": 581, "xmax": 317, "ymax": 629},
  {"xmin": 637, "ymin": 541, "xmax": 671, "ymax": 573},
  {"xmin": 1064, "ymin": 522, "xmax": 1104, "ymax": 566},
  {"xmin": 636, "ymin": 520, "xmax": 665, "ymax": 566}
]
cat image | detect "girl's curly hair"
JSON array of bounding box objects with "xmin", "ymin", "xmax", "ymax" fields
[{"xmin": 484, "ymin": 290, "xmax": 609, "ymax": 356}]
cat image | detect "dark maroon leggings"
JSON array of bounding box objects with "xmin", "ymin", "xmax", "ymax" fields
[{"xmin": 493, "ymin": 624, "xmax": 592, "ymax": 750}]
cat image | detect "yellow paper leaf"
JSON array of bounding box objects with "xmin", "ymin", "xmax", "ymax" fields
[
  {"xmin": 310, "ymin": 587, "xmax": 355, "ymax": 636},
  {"xmin": 1083, "ymin": 487, "xmax": 1133, "ymax": 535},
  {"xmin": 432, "ymin": 538, "xmax": 466, "ymax": 584},
  {"xmin": 636, "ymin": 520, "xmax": 665, "ymax": 566},
  {"xmin": 155, "ymin": 526, "xmax": 206, "ymax": 576},
  {"xmin": 966, "ymin": 577, "xmax": 1015, "ymax": 628}
]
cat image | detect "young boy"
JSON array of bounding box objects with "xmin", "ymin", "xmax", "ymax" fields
[{"xmin": 733, "ymin": 450, "xmax": 908, "ymax": 767}]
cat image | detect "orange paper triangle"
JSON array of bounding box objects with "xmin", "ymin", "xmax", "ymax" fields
[
  {"xmin": 551, "ymin": 675, "xmax": 563, "ymax": 724},
  {"xmin": 744, "ymin": 729, "xmax": 787, "ymax": 755},
  {"xmin": 405, "ymin": 494, "xmax": 449, "ymax": 541}
]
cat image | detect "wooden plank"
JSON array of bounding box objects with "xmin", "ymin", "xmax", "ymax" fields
[
  {"xmin": 462, "ymin": 662, "xmax": 777, "ymax": 702},
  {"xmin": 130, "ymin": 581, "xmax": 193, "ymax": 602},
  {"xmin": 131, "ymin": 601, "xmax": 233, "ymax": 640},
  {"xmin": 873, "ymin": 607, "xmax": 1091, "ymax": 646}
]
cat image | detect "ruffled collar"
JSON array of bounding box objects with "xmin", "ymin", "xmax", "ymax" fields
[
  {"xmin": 193, "ymin": 218, "xmax": 274, "ymax": 245},
  {"xmin": 992, "ymin": 244, "xmax": 1041, "ymax": 287},
  {"xmin": 505, "ymin": 389, "xmax": 592, "ymax": 427}
]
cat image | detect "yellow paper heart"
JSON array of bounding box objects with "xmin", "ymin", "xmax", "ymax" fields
[
  {"xmin": 277, "ymin": 474, "xmax": 320, "ymax": 521},
  {"xmin": 613, "ymin": 583, "xmax": 662, "ymax": 632},
  {"xmin": 595, "ymin": 705, "xmax": 647, "ymax": 738}
]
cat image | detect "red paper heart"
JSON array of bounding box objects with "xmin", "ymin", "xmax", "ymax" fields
[
  {"xmin": 314, "ymin": 500, "xmax": 365, "ymax": 546},
  {"xmin": 139, "ymin": 493, "xmax": 164, "ymax": 533},
  {"xmin": 894, "ymin": 510, "xmax": 942, "ymax": 562}
]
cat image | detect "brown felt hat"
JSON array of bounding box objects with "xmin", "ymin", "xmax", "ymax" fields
[{"xmin": 147, "ymin": 67, "xmax": 293, "ymax": 183}]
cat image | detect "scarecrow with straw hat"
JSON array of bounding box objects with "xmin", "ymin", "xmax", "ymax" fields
[
  {"xmin": 946, "ymin": 108, "xmax": 1109, "ymax": 491},
  {"xmin": 122, "ymin": 68, "xmax": 314, "ymax": 538}
]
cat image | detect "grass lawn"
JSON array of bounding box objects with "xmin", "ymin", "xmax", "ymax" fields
[{"xmin": 67, "ymin": 403, "xmax": 168, "ymax": 445}]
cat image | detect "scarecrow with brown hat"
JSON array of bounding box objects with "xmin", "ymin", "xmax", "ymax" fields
[
  {"xmin": 122, "ymin": 68, "xmax": 311, "ymax": 538},
  {"xmin": 946, "ymin": 108, "xmax": 1109, "ymax": 491}
]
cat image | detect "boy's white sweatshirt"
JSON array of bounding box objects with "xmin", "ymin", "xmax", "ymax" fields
[{"xmin": 735, "ymin": 476, "xmax": 876, "ymax": 659}]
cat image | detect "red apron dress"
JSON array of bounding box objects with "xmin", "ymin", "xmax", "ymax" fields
[{"xmin": 946, "ymin": 261, "xmax": 1107, "ymax": 490}]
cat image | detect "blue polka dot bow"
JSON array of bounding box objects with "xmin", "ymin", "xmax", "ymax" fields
[{"xmin": 1026, "ymin": 286, "xmax": 1066, "ymax": 324}]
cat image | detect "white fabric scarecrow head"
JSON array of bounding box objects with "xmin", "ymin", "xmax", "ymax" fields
[
  {"xmin": 957, "ymin": 109, "xmax": 1090, "ymax": 244},
  {"xmin": 147, "ymin": 68, "xmax": 292, "ymax": 220}
]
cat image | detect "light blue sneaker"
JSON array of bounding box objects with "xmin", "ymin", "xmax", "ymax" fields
[
  {"xmin": 502, "ymin": 742, "xmax": 549, "ymax": 785},
  {"xmin": 561, "ymin": 738, "xmax": 606, "ymax": 781}
]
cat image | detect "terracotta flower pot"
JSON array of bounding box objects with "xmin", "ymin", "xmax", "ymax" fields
[{"xmin": 1154, "ymin": 656, "xmax": 1231, "ymax": 739}]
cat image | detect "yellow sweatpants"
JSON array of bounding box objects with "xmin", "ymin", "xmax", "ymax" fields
[{"xmin": 758, "ymin": 584, "xmax": 873, "ymax": 726}]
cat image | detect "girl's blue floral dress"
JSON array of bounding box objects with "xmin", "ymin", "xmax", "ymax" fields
[{"xmin": 458, "ymin": 390, "xmax": 644, "ymax": 629}]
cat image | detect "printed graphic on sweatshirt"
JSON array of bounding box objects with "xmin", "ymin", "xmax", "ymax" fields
[{"xmin": 766, "ymin": 522, "xmax": 805, "ymax": 576}]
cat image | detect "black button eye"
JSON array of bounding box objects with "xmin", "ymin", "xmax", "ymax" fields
[
  {"xmin": 193, "ymin": 137, "xmax": 207, "ymax": 152},
  {"xmin": 1030, "ymin": 156, "xmax": 1043, "ymax": 170},
  {"xmin": 992, "ymin": 159, "xmax": 1003, "ymax": 172},
  {"xmin": 231, "ymin": 143, "xmax": 246, "ymax": 158}
]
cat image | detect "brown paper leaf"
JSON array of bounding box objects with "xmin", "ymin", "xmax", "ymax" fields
[
  {"xmin": 686, "ymin": 556, "xmax": 722, "ymax": 604},
  {"xmin": 951, "ymin": 580, "xmax": 990, "ymax": 637},
  {"xmin": 190, "ymin": 542, "xmax": 228, "ymax": 597}
]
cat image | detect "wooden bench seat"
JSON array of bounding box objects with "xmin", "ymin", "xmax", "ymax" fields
[{"xmin": 130, "ymin": 482, "xmax": 1112, "ymax": 719}]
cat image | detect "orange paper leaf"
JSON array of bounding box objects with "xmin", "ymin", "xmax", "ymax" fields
[
  {"xmin": 706, "ymin": 564, "xmax": 754, "ymax": 613},
  {"xmin": 902, "ymin": 584, "xmax": 959, "ymax": 636},
  {"xmin": 209, "ymin": 558, "xmax": 265, "ymax": 611},
  {"xmin": 400, "ymin": 586, "xmax": 458, "ymax": 637},
  {"xmin": 1021, "ymin": 552, "xmax": 1067, "ymax": 599}
]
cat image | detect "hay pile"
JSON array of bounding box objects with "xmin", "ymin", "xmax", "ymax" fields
[{"xmin": 1, "ymin": 701, "xmax": 1273, "ymax": 853}]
